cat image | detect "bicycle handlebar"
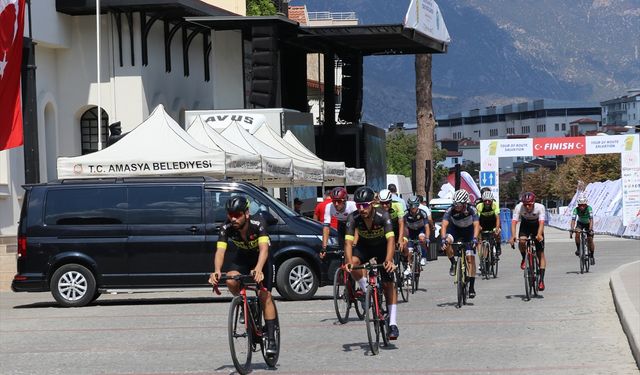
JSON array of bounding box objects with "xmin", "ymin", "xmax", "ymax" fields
[{"xmin": 212, "ymin": 273, "xmax": 265, "ymax": 295}]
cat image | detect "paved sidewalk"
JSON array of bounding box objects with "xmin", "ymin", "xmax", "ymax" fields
[{"xmin": 610, "ymin": 260, "xmax": 640, "ymax": 368}]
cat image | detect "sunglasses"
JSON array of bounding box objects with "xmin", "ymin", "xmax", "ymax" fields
[
  {"xmin": 227, "ymin": 211, "xmax": 245, "ymax": 219},
  {"xmin": 380, "ymin": 201, "xmax": 391, "ymax": 206},
  {"xmin": 524, "ymin": 203, "xmax": 533, "ymax": 207},
  {"xmin": 333, "ymin": 199, "xmax": 345, "ymax": 204},
  {"xmin": 484, "ymin": 200, "xmax": 493, "ymax": 204},
  {"xmin": 356, "ymin": 202, "xmax": 372, "ymax": 209}
]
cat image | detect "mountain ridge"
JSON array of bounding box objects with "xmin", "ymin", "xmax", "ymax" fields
[{"xmin": 289, "ymin": 0, "xmax": 640, "ymax": 126}]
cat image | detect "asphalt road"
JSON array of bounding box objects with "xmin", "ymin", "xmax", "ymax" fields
[{"xmin": 1, "ymin": 227, "xmax": 638, "ymax": 375}]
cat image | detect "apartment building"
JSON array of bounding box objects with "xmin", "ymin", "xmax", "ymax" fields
[{"xmin": 601, "ymin": 89, "xmax": 640, "ymax": 128}]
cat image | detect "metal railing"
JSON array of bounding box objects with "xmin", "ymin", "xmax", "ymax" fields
[{"xmin": 308, "ymin": 11, "xmax": 357, "ymax": 21}]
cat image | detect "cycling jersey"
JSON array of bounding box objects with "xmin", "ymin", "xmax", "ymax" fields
[
  {"xmin": 386, "ymin": 201, "xmax": 404, "ymax": 239},
  {"xmin": 323, "ymin": 201, "xmax": 358, "ymax": 227},
  {"xmin": 404, "ymin": 208, "xmax": 430, "ymax": 239},
  {"xmin": 512, "ymin": 202, "xmax": 546, "ymax": 223},
  {"xmin": 476, "ymin": 201, "xmax": 500, "ymax": 230},
  {"xmin": 443, "ymin": 204, "xmax": 479, "ymax": 229},
  {"xmin": 572, "ymin": 206, "xmax": 593, "ymax": 225},
  {"xmin": 217, "ymin": 216, "xmax": 273, "ymax": 290}
]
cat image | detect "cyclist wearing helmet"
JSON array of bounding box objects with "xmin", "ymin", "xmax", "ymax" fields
[
  {"xmin": 570, "ymin": 194, "xmax": 595, "ymax": 265},
  {"xmin": 404, "ymin": 195, "xmax": 432, "ymax": 268},
  {"xmin": 378, "ymin": 188, "xmax": 406, "ymax": 249},
  {"xmin": 440, "ymin": 189, "xmax": 480, "ymax": 298},
  {"xmin": 209, "ymin": 195, "xmax": 278, "ymax": 355},
  {"xmin": 345, "ymin": 186, "xmax": 400, "ymax": 339},
  {"xmin": 322, "ymin": 187, "xmax": 357, "ymax": 252},
  {"xmin": 509, "ymin": 192, "xmax": 547, "ymax": 291},
  {"xmin": 476, "ymin": 190, "xmax": 502, "ymax": 260}
]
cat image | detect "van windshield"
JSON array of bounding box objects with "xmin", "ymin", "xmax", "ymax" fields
[{"xmin": 258, "ymin": 190, "xmax": 298, "ymax": 216}]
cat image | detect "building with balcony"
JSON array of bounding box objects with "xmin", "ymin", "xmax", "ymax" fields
[{"xmin": 600, "ymin": 89, "xmax": 640, "ymax": 129}]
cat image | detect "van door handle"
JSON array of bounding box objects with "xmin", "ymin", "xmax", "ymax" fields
[{"xmin": 187, "ymin": 226, "xmax": 199, "ymax": 233}]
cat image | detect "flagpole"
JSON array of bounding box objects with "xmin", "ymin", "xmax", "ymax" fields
[{"xmin": 96, "ymin": 0, "xmax": 102, "ymax": 150}]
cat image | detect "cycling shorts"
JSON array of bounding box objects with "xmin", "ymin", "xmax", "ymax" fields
[
  {"xmin": 223, "ymin": 251, "xmax": 274, "ymax": 291},
  {"xmin": 352, "ymin": 246, "xmax": 393, "ymax": 283},
  {"xmin": 518, "ymin": 220, "xmax": 545, "ymax": 252},
  {"xmin": 576, "ymin": 221, "xmax": 593, "ymax": 237}
]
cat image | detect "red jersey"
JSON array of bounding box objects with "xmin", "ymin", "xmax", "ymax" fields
[{"xmin": 314, "ymin": 197, "xmax": 337, "ymax": 229}]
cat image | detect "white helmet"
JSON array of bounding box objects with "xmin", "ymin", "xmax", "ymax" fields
[
  {"xmin": 378, "ymin": 189, "xmax": 392, "ymax": 202},
  {"xmin": 481, "ymin": 191, "xmax": 494, "ymax": 201},
  {"xmin": 453, "ymin": 189, "xmax": 470, "ymax": 204},
  {"xmin": 577, "ymin": 194, "xmax": 588, "ymax": 205}
]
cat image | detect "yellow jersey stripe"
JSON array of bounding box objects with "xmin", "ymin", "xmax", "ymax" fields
[
  {"xmin": 217, "ymin": 241, "xmax": 228, "ymax": 250},
  {"xmin": 345, "ymin": 234, "xmax": 355, "ymax": 241},
  {"xmin": 258, "ymin": 236, "xmax": 270, "ymax": 244}
]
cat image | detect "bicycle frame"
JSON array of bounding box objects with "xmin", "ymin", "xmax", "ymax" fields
[
  {"xmin": 573, "ymin": 228, "xmax": 590, "ymax": 274},
  {"xmin": 451, "ymin": 241, "xmax": 473, "ymax": 308},
  {"xmin": 521, "ymin": 235, "xmax": 539, "ymax": 301},
  {"xmin": 352, "ymin": 261, "xmax": 389, "ymax": 355},
  {"xmin": 480, "ymin": 231, "xmax": 497, "ymax": 279}
]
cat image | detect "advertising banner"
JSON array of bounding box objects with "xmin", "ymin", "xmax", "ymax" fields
[
  {"xmin": 586, "ymin": 134, "xmax": 639, "ymax": 154},
  {"xmin": 481, "ymin": 139, "xmax": 533, "ymax": 158}
]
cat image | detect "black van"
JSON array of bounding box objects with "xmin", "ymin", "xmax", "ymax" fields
[{"xmin": 12, "ymin": 177, "xmax": 341, "ymax": 307}]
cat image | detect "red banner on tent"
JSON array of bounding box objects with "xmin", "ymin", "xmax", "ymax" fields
[
  {"xmin": 533, "ymin": 136, "xmax": 586, "ymax": 156},
  {"xmin": 0, "ymin": 0, "xmax": 25, "ymax": 151}
]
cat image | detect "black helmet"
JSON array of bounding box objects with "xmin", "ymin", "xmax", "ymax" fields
[
  {"xmin": 225, "ymin": 196, "xmax": 249, "ymax": 213},
  {"xmin": 354, "ymin": 186, "xmax": 375, "ymax": 203}
]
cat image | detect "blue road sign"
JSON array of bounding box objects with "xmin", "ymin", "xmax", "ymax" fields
[{"xmin": 480, "ymin": 171, "xmax": 496, "ymax": 187}]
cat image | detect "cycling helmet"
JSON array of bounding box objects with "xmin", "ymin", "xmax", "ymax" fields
[
  {"xmin": 378, "ymin": 189, "xmax": 392, "ymax": 202},
  {"xmin": 407, "ymin": 195, "xmax": 421, "ymax": 208},
  {"xmin": 577, "ymin": 194, "xmax": 588, "ymax": 205},
  {"xmin": 453, "ymin": 189, "xmax": 470, "ymax": 204},
  {"xmin": 226, "ymin": 196, "xmax": 249, "ymax": 213},
  {"xmin": 522, "ymin": 192, "xmax": 536, "ymax": 204},
  {"xmin": 330, "ymin": 187, "xmax": 348, "ymax": 201},
  {"xmin": 481, "ymin": 191, "xmax": 494, "ymax": 201},
  {"xmin": 354, "ymin": 186, "xmax": 375, "ymax": 203}
]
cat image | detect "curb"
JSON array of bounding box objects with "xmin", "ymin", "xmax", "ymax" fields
[{"xmin": 610, "ymin": 261, "xmax": 640, "ymax": 369}]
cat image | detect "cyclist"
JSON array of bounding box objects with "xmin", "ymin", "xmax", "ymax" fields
[
  {"xmin": 476, "ymin": 190, "xmax": 502, "ymax": 261},
  {"xmin": 509, "ymin": 192, "xmax": 547, "ymax": 291},
  {"xmin": 321, "ymin": 187, "xmax": 357, "ymax": 255},
  {"xmin": 378, "ymin": 188, "xmax": 406, "ymax": 251},
  {"xmin": 344, "ymin": 186, "xmax": 399, "ymax": 339},
  {"xmin": 440, "ymin": 189, "xmax": 480, "ymax": 298},
  {"xmin": 404, "ymin": 195, "xmax": 432, "ymax": 271},
  {"xmin": 209, "ymin": 196, "xmax": 278, "ymax": 355},
  {"xmin": 570, "ymin": 194, "xmax": 595, "ymax": 265}
]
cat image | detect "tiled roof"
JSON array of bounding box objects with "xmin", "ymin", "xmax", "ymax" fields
[
  {"xmin": 570, "ymin": 117, "xmax": 598, "ymax": 125},
  {"xmin": 446, "ymin": 150, "xmax": 463, "ymax": 157},
  {"xmin": 458, "ymin": 138, "xmax": 479, "ymax": 147},
  {"xmin": 288, "ymin": 6, "xmax": 307, "ymax": 25}
]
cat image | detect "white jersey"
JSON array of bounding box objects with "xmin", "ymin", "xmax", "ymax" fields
[
  {"xmin": 324, "ymin": 201, "xmax": 358, "ymax": 225},
  {"xmin": 512, "ymin": 202, "xmax": 546, "ymax": 223},
  {"xmin": 418, "ymin": 204, "xmax": 432, "ymax": 217}
]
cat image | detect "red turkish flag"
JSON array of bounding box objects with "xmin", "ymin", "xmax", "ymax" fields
[{"xmin": 0, "ymin": 0, "xmax": 25, "ymax": 151}]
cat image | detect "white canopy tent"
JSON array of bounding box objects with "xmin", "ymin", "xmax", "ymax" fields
[
  {"xmin": 186, "ymin": 116, "xmax": 270, "ymax": 182},
  {"xmin": 281, "ymin": 131, "xmax": 366, "ymax": 186},
  {"xmin": 57, "ymin": 105, "xmax": 227, "ymax": 178},
  {"xmin": 220, "ymin": 122, "xmax": 296, "ymax": 187}
]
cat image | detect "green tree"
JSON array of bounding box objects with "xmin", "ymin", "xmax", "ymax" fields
[
  {"xmin": 247, "ymin": 0, "xmax": 276, "ymax": 16},
  {"xmin": 522, "ymin": 167, "xmax": 555, "ymax": 203},
  {"xmin": 386, "ymin": 131, "xmax": 417, "ymax": 176}
]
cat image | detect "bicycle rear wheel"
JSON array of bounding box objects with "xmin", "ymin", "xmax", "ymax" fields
[
  {"xmin": 523, "ymin": 257, "xmax": 531, "ymax": 302},
  {"xmin": 492, "ymin": 245, "xmax": 499, "ymax": 278},
  {"xmin": 364, "ymin": 285, "xmax": 380, "ymax": 355},
  {"xmin": 582, "ymin": 236, "xmax": 590, "ymax": 273},
  {"xmin": 333, "ymin": 268, "xmax": 351, "ymax": 324},
  {"xmin": 532, "ymin": 255, "xmax": 539, "ymax": 297},
  {"xmin": 396, "ymin": 262, "xmax": 409, "ymax": 302},
  {"xmin": 261, "ymin": 301, "xmax": 280, "ymax": 367},
  {"xmin": 228, "ymin": 296, "xmax": 252, "ymax": 375}
]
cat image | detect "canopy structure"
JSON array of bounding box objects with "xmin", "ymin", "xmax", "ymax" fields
[
  {"xmin": 251, "ymin": 123, "xmax": 324, "ymax": 185},
  {"xmin": 57, "ymin": 105, "xmax": 226, "ymax": 178},
  {"xmin": 186, "ymin": 116, "xmax": 263, "ymax": 180},
  {"xmin": 220, "ymin": 122, "xmax": 295, "ymax": 187}
]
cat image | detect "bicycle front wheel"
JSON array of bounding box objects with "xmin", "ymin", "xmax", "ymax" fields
[
  {"xmin": 364, "ymin": 285, "xmax": 380, "ymax": 355},
  {"xmin": 261, "ymin": 301, "xmax": 280, "ymax": 367},
  {"xmin": 523, "ymin": 258, "xmax": 531, "ymax": 302},
  {"xmin": 492, "ymin": 245, "xmax": 499, "ymax": 278},
  {"xmin": 532, "ymin": 255, "xmax": 540, "ymax": 296},
  {"xmin": 412, "ymin": 255, "xmax": 421, "ymax": 293},
  {"xmin": 333, "ymin": 268, "xmax": 350, "ymax": 324},
  {"xmin": 397, "ymin": 262, "xmax": 409, "ymax": 302},
  {"xmin": 456, "ymin": 258, "xmax": 464, "ymax": 308},
  {"xmin": 582, "ymin": 237, "xmax": 590, "ymax": 273},
  {"xmin": 228, "ymin": 296, "xmax": 252, "ymax": 375}
]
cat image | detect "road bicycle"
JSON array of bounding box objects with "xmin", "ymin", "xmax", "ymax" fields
[
  {"xmin": 351, "ymin": 259, "xmax": 390, "ymax": 355},
  {"xmin": 572, "ymin": 228, "xmax": 591, "ymax": 274},
  {"xmin": 330, "ymin": 250, "xmax": 365, "ymax": 323},
  {"xmin": 479, "ymin": 230, "xmax": 498, "ymax": 279},
  {"xmin": 406, "ymin": 239, "xmax": 424, "ymax": 294},
  {"xmin": 213, "ymin": 274, "xmax": 280, "ymax": 375},
  {"xmin": 451, "ymin": 241, "xmax": 473, "ymax": 308},
  {"xmin": 515, "ymin": 234, "xmax": 540, "ymax": 301},
  {"xmin": 393, "ymin": 246, "xmax": 410, "ymax": 302}
]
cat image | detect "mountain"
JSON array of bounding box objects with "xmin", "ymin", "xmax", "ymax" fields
[{"xmin": 289, "ymin": 0, "xmax": 640, "ymax": 126}]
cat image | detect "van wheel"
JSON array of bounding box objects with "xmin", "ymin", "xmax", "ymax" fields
[
  {"xmin": 276, "ymin": 257, "xmax": 318, "ymax": 300},
  {"xmin": 50, "ymin": 264, "xmax": 97, "ymax": 307}
]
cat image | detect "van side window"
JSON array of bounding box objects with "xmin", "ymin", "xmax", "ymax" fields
[
  {"xmin": 207, "ymin": 191, "xmax": 269, "ymax": 223},
  {"xmin": 44, "ymin": 188, "xmax": 126, "ymax": 225},
  {"xmin": 128, "ymin": 186, "xmax": 202, "ymax": 224}
]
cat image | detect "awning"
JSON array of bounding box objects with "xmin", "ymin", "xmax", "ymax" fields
[{"xmin": 56, "ymin": 0, "xmax": 234, "ymax": 16}]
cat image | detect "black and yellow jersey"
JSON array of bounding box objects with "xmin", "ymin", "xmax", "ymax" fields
[
  {"xmin": 217, "ymin": 216, "xmax": 270, "ymax": 252},
  {"xmin": 345, "ymin": 207, "xmax": 394, "ymax": 250}
]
